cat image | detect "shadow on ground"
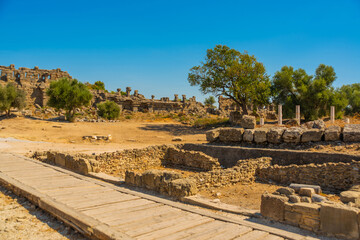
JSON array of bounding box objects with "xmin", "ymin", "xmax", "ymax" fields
[{"xmin": 138, "ymin": 124, "xmax": 207, "ymax": 136}]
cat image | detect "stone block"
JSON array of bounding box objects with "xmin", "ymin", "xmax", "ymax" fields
[
  {"xmin": 260, "ymin": 192, "xmax": 288, "ymax": 221},
  {"xmin": 54, "ymin": 153, "xmax": 66, "ymax": 167},
  {"xmin": 276, "ymin": 187, "xmax": 295, "ymax": 197},
  {"xmin": 289, "ymin": 183, "xmax": 321, "ymax": 194},
  {"xmin": 254, "ymin": 128, "xmax": 268, "ymax": 143},
  {"xmin": 243, "ymin": 129, "xmax": 254, "ymax": 142},
  {"xmin": 324, "ymin": 126, "xmax": 341, "ymax": 141},
  {"xmin": 285, "ymin": 211, "xmax": 302, "ymax": 226},
  {"xmin": 320, "ymin": 203, "xmax": 359, "ymax": 239},
  {"xmin": 169, "ymin": 178, "xmax": 198, "ymax": 198},
  {"xmin": 301, "ymin": 197, "xmax": 312, "ymax": 203},
  {"xmin": 206, "ymin": 129, "xmax": 220, "ymax": 142},
  {"xmin": 240, "ymin": 115, "xmax": 256, "ymax": 129},
  {"xmin": 289, "ymin": 195, "xmax": 300, "ymax": 203},
  {"xmin": 340, "ymin": 191, "xmax": 360, "ymax": 204},
  {"xmin": 299, "ymin": 188, "xmax": 315, "ymax": 197},
  {"xmin": 292, "ymin": 202, "xmax": 320, "ymax": 216},
  {"xmin": 283, "ymin": 127, "xmax": 303, "ymax": 143},
  {"xmin": 343, "ymin": 124, "xmax": 360, "ymax": 142},
  {"xmin": 267, "ymin": 127, "xmax": 286, "ymax": 144},
  {"xmin": 218, "ymin": 127, "xmax": 244, "ymax": 142},
  {"xmin": 302, "ymin": 217, "xmax": 320, "ymax": 232},
  {"xmin": 301, "ymin": 129, "xmax": 323, "ymax": 142}
]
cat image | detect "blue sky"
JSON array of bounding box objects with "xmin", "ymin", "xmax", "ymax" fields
[{"xmin": 0, "ymin": 0, "xmax": 359, "ymax": 103}]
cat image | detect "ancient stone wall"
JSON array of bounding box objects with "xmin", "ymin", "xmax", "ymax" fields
[
  {"xmin": 257, "ymin": 161, "xmax": 360, "ymax": 192},
  {"xmin": 0, "ymin": 64, "xmax": 72, "ymax": 107}
]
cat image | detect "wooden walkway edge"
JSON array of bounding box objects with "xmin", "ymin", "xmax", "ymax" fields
[{"xmin": 0, "ymin": 153, "xmax": 320, "ymax": 240}]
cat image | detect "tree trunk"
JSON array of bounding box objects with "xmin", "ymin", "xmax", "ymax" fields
[{"xmin": 241, "ymin": 102, "xmax": 248, "ymax": 115}]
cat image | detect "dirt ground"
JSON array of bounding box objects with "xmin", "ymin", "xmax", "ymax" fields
[{"xmin": 0, "ymin": 185, "xmax": 88, "ymax": 240}]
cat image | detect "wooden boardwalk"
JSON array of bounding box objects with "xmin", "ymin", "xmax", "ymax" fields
[{"xmin": 0, "ymin": 153, "xmax": 318, "ymax": 240}]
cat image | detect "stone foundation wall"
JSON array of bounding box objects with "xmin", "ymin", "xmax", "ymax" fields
[
  {"xmin": 262, "ymin": 192, "xmax": 360, "ymax": 239},
  {"xmin": 164, "ymin": 147, "xmax": 220, "ymax": 171},
  {"xmin": 33, "ymin": 151, "xmax": 98, "ymax": 175},
  {"xmin": 257, "ymin": 161, "xmax": 360, "ymax": 192},
  {"xmin": 207, "ymin": 124, "xmax": 360, "ymax": 144}
]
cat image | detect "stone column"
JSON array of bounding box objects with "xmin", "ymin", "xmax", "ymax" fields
[
  {"xmin": 278, "ymin": 105, "xmax": 282, "ymax": 125},
  {"xmin": 330, "ymin": 106, "xmax": 335, "ymax": 123},
  {"xmin": 260, "ymin": 118, "xmax": 264, "ymax": 126},
  {"xmin": 296, "ymin": 105, "xmax": 300, "ymax": 124},
  {"xmin": 134, "ymin": 90, "xmax": 138, "ymax": 97},
  {"xmin": 116, "ymin": 88, "xmax": 121, "ymax": 94},
  {"xmin": 126, "ymin": 87, "xmax": 131, "ymax": 97},
  {"xmin": 182, "ymin": 95, "xmax": 186, "ymax": 103},
  {"xmin": 174, "ymin": 94, "xmax": 178, "ymax": 102},
  {"xmin": 151, "ymin": 95, "xmax": 155, "ymax": 100}
]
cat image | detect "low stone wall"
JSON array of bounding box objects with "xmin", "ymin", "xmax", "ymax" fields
[
  {"xmin": 164, "ymin": 147, "xmax": 220, "ymax": 171},
  {"xmin": 207, "ymin": 124, "xmax": 360, "ymax": 145},
  {"xmin": 189, "ymin": 157, "xmax": 272, "ymax": 190},
  {"xmin": 33, "ymin": 151, "xmax": 99, "ymax": 175},
  {"xmin": 257, "ymin": 161, "xmax": 360, "ymax": 192},
  {"xmin": 182, "ymin": 143, "xmax": 360, "ymax": 168},
  {"xmin": 262, "ymin": 191, "xmax": 360, "ymax": 239},
  {"xmin": 125, "ymin": 170, "xmax": 198, "ymax": 198}
]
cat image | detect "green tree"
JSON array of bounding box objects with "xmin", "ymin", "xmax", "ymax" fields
[
  {"xmin": 86, "ymin": 81, "xmax": 106, "ymax": 91},
  {"xmin": 47, "ymin": 78, "xmax": 92, "ymax": 121},
  {"xmin": 204, "ymin": 96, "xmax": 216, "ymax": 108},
  {"xmin": 271, "ymin": 64, "xmax": 340, "ymax": 121},
  {"xmin": 340, "ymin": 83, "xmax": 360, "ymax": 115},
  {"xmin": 188, "ymin": 45, "xmax": 271, "ymax": 115},
  {"xmin": 0, "ymin": 83, "xmax": 26, "ymax": 116},
  {"xmin": 97, "ymin": 101, "xmax": 120, "ymax": 120}
]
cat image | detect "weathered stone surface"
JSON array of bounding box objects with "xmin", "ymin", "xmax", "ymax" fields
[
  {"xmin": 260, "ymin": 192, "xmax": 288, "ymax": 221},
  {"xmin": 313, "ymin": 120, "xmax": 326, "ymax": 129},
  {"xmin": 276, "ymin": 187, "xmax": 295, "ymax": 197},
  {"xmin": 254, "ymin": 128, "xmax": 268, "ymax": 143},
  {"xmin": 206, "ymin": 129, "xmax": 220, "ymax": 142},
  {"xmin": 343, "ymin": 124, "xmax": 360, "ymax": 142},
  {"xmin": 168, "ymin": 178, "xmax": 198, "ymax": 198},
  {"xmin": 289, "ymin": 184, "xmax": 322, "ymax": 194},
  {"xmin": 240, "ymin": 115, "xmax": 256, "ymax": 129},
  {"xmin": 299, "ymin": 188, "xmax": 315, "ymax": 197},
  {"xmin": 285, "ymin": 210, "xmax": 302, "ymax": 225},
  {"xmin": 243, "ymin": 129, "xmax": 254, "ymax": 142},
  {"xmin": 266, "ymin": 127, "xmax": 286, "ymax": 144},
  {"xmin": 283, "ymin": 127, "xmax": 303, "ymax": 143},
  {"xmin": 300, "ymin": 197, "xmax": 312, "ymax": 203},
  {"xmin": 340, "ymin": 191, "xmax": 360, "ymax": 204},
  {"xmin": 312, "ymin": 194, "xmax": 327, "ymax": 203},
  {"xmin": 320, "ymin": 203, "xmax": 360, "ymax": 239},
  {"xmin": 218, "ymin": 127, "xmax": 244, "ymax": 142},
  {"xmin": 289, "ymin": 195, "xmax": 300, "ymax": 203},
  {"xmin": 301, "ymin": 129, "xmax": 323, "ymax": 142},
  {"xmin": 324, "ymin": 126, "xmax": 341, "ymax": 141}
]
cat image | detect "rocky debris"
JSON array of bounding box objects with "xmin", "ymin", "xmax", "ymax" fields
[
  {"xmin": 290, "ymin": 184, "xmax": 321, "ymax": 194},
  {"xmin": 243, "ymin": 129, "xmax": 255, "ymax": 142},
  {"xmin": 254, "ymin": 128, "xmax": 268, "ymax": 143},
  {"xmin": 289, "ymin": 195, "xmax": 301, "ymax": 203},
  {"xmin": 172, "ymin": 137, "xmax": 183, "ymax": 142},
  {"xmin": 82, "ymin": 135, "xmax": 112, "ymax": 141},
  {"xmin": 299, "ymin": 188, "xmax": 315, "ymax": 197},
  {"xmin": 205, "ymin": 129, "xmax": 220, "ymax": 142},
  {"xmin": 240, "ymin": 115, "xmax": 256, "ymax": 129},
  {"xmin": 340, "ymin": 191, "xmax": 360, "ymax": 204},
  {"xmin": 285, "ymin": 119, "xmax": 300, "ymax": 127},
  {"xmin": 324, "ymin": 126, "xmax": 341, "ymax": 141},
  {"xmin": 266, "ymin": 127, "xmax": 286, "ymax": 144},
  {"xmin": 218, "ymin": 127, "xmax": 244, "ymax": 142},
  {"xmin": 301, "ymin": 129, "xmax": 323, "ymax": 142},
  {"xmin": 261, "ymin": 192, "xmax": 288, "ymax": 221},
  {"xmin": 343, "ymin": 124, "xmax": 360, "ymax": 142},
  {"xmin": 303, "ymin": 120, "xmax": 326, "ymax": 130},
  {"xmin": 276, "ymin": 187, "xmax": 295, "ymax": 196},
  {"xmin": 282, "ymin": 127, "xmax": 303, "ymax": 143}
]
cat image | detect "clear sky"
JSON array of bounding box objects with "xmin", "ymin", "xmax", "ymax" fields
[{"xmin": 0, "ymin": 0, "xmax": 359, "ymax": 103}]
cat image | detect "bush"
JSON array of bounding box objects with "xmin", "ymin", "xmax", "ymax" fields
[
  {"xmin": 97, "ymin": 101, "xmax": 120, "ymax": 120},
  {"xmin": 0, "ymin": 83, "xmax": 26, "ymax": 116},
  {"xmin": 47, "ymin": 78, "xmax": 92, "ymax": 121}
]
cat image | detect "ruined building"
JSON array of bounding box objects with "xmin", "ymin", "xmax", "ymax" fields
[
  {"xmin": 0, "ymin": 64, "xmax": 207, "ymax": 114},
  {"xmin": 0, "ymin": 64, "xmax": 72, "ymax": 107}
]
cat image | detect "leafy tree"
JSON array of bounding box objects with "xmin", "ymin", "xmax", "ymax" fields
[
  {"xmin": 204, "ymin": 96, "xmax": 216, "ymax": 108},
  {"xmin": 97, "ymin": 101, "xmax": 120, "ymax": 120},
  {"xmin": 271, "ymin": 64, "xmax": 341, "ymax": 121},
  {"xmin": 188, "ymin": 45, "xmax": 271, "ymax": 115},
  {"xmin": 47, "ymin": 78, "xmax": 92, "ymax": 121},
  {"xmin": 340, "ymin": 83, "xmax": 360, "ymax": 115},
  {"xmin": 0, "ymin": 83, "xmax": 26, "ymax": 116},
  {"xmin": 86, "ymin": 81, "xmax": 106, "ymax": 91}
]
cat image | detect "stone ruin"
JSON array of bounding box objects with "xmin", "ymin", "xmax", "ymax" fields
[
  {"xmin": 0, "ymin": 64, "xmax": 209, "ymax": 115},
  {"xmin": 218, "ymin": 95, "xmax": 277, "ymax": 119},
  {"xmin": 0, "ymin": 64, "xmax": 72, "ymax": 107}
]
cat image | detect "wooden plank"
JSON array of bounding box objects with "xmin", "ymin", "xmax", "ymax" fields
[
  {"xmin": 105, "ymin": 205, "xmax": 181, "ymax": 226},
  {"xmin": 43, "ymin": 185, "xmax": 106, "ymax": 196},
  {"xmin": 233, "ymin": 230, "xmax": 269, "ymax": 240},
  {"xmin": 135, "ymin": 216, "xmax": 213, "ymax": 240},
  {"xmin": 70, "ymin": 194, "xmax": 141, "ymax": 210},
  {"xmin": 132, "ymin": 215, "xmax": 217, "ymax": 239},
  {"xmin": 85, "ymin": 202, "xmax": 161, "ymax": 219},
  {"xmin": 207, "ymin": 224, "xmax": 253, "ymax": 240},
  {"xmin": 50, "ymin": 188, "xmax": 114, "ymax": 201},
  {"xmin": 174, "ymin": 221, "xmax": 234, "ymax": 240},
  {"xmin": 262, "ymin": 235, "xmax": 284, "ymax": 240}
]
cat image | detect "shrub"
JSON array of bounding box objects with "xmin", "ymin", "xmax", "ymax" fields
[
  {"xmin": 97, "ymin": 101, "xmax": 120, "ymax": 120},
  {"xmin": 0, "ymin": 83, "xmax": 26, "ymax": 116}
]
